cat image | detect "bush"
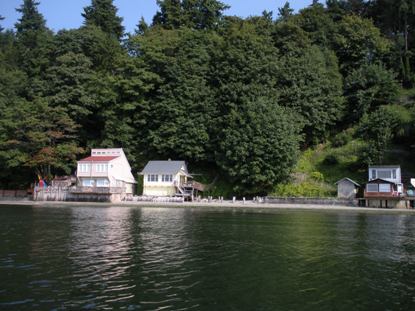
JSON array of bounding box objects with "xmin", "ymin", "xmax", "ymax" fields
[
  {"xmin": 332, "ymin": 130, "xmax": 353, "ymax": 147},
  {"xmin": 310, "ymin": 171, "xmax": 324, "ymax": 181},
  {"xmin": 323, "ymin": 154, "xmax": 339, "ymax": 165},
  {"xmin": 272, "ymin": 181, "xmax": 334, "ymax": 198}
]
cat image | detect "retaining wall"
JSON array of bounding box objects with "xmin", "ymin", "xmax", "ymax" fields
[{"xmin": 266, "ymin": 197, "xmax": 358, "ymax": 206}]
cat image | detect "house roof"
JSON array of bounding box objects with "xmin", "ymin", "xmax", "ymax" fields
[
  {"xmin": 78, "ymin": 156, "xmax": 119, "ymax": 162},
  {"xmin": 335, "ymin": 178, "xmax": 360, "ymax": 187},
  {"xmin": 366, "ymin": 178, "xmax": 396, "ymax": 185},
  {"xmin": 141, "ymin": 160, "xmax": 189, "ymax": 175}
]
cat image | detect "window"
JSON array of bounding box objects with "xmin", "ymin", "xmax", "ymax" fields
[
  {"xmin": 96, "ymin": 163, "xmax": 108, "ymax": 172},
  {"xmin": 378, "ymin": 170, "xmax": 392, "ymax": 179},
  {"xmin": 367, "ymin": 184, "xmax": 378, "ymax": 192},
  {"xmin": 379, "ymin": 184, "xmax": 391, "ymax": 192},
  {"xmin": 162, "ymin": 175, "xmax": 173, "ymax": 182},
  {"xmin": 392, "ymin": 169, "xmax": 397, "ymax": 179},
  {"xmin": 147, "ymin": 174, "xmax": 158, "ymax": 182},
  {"xmin": 79, "ymin": 163, "xmax": 90, "ymax": 173},
  {"xmin": 371, "ymin": 169, "xmax": 376, "ymax": 179},
  {"xmin": 82, "ymin": 179, "xmax": 94, "ymax": 187},
  {"xmin": 96, "ymin": 179, "xmax": 109, "ymax": 187}
]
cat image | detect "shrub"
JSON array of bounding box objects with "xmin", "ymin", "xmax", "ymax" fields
[{"xmin": 323, "ymin": 154, "xmax": 339, "ymax": 165}]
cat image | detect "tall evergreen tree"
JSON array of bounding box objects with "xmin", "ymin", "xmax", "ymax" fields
[
  {"xmin": 153, "ymin": 0, "xmax": 182, "ymax": 29},
  {"xmin": 135, "ymin": 17, "xmax": 148, "ymax": 35},
  {"xmin": 15, "ymin": 0, "xmax": 47, "ymax": 34},
  {"xmin": 14, "ymin": 0, "xmax": 53, "ymax": 85},
  {"xmin": 0, "ymin": 15, "xmax": 4, "ymax": 32},
  {"xmin": 182, "ymin": 0, "xmax": 229, "ymax": 29},
  {"xmin": 278, "ymin": 2, "xmax": 294, "ymax": 20},
  {"xmin": 82, "ymin": 0, "xmax": 124, "ymax": 39}
]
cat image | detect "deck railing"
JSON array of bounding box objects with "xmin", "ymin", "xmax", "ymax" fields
[{"xmin": 70, "ymin": 187, "xmax": 125, "ymax": 194}]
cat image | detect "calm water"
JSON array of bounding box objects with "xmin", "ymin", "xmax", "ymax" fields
[{"xmin": 0, "ymin": 205, "xmax": 414, "ymax": 311}]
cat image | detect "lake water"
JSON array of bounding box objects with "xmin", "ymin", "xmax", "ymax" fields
[{"xmin": 0, "ymin": 205, "xmax": 414, "ymax": 310}]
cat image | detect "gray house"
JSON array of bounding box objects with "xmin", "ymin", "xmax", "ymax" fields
[{"xmin": 335, "ymin": 178, "xmax": 360, "ymax": 199}]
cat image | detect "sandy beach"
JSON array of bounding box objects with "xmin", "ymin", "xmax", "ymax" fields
[{"xmin": 1, "ymin": 199, "xmax": 415, "ymax": 213}]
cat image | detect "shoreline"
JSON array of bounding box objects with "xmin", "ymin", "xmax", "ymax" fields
[{"xmin": 1, "ymin": 200, "xmax": 415, "ymax": 214}]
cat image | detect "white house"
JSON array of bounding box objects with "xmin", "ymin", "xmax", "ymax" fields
[
  {"xmin": 76, "ymin": 148, "xmax": 136, "ymax": 197},
  {"xmin": 141, "ymin": 160, "xmax": 192, "ymax": 197},
  {"xmin": 368, "ymin": 165, "xmax": 403, "ymax": 194}
]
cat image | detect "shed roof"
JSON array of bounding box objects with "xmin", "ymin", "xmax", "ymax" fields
[
  {"xmin": 141, "ymin": 160, "xmax": 189, "ymax": 175},
  {"xmin": 335, "ymin": 178, "xmax": 360, "ymax": 187}
]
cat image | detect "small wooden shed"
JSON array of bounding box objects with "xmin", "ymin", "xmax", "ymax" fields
[{"xmin": 335, "ymin": 178, "xmax": 360, "ymax": 199}]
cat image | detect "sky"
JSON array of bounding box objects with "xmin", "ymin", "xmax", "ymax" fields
[{"xmin": 0, "ymin": 0, "xmax": 312, "ymax": 33}]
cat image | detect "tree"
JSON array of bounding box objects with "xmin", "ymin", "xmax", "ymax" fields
[
  {"xmin": 278, "ymin": 2, "xmax": 294, "ymax": 21},
  {"xmin": 182, "ymin": 0, "xmax": 229, "ymax": 29},
  {"xmin": 276, "ymin": 46, "xmax": 344, "ymax": 143},
  {"xmin": 292, "ymin": 3, "xmax": 336, "ymax": 47},
  {"xmin": 82, "ymin": 0, "xmax": 124, "ymax": 40},
  {"xmin": 14, "ymin": 0, "xmax": 54, "ymax": 79},
  {"xmin": 153, "ymin": 0, "xmax": 183, "ymax": 29},
  {"xmin": 15, "ymin": 0, "xmax": 47, "ymax": 34},
  {"xmin": 0, "ymin": 99, "xmax": 82, "ymax": 181},
  {"xmin": 344, "ymin": 63, "xmax": 398, "ymax": 123},
  {"xmin": 358, "ymin": 105, "xmax": 412, "ymax": 164},
  {"xmin": 134, "ymin": 27, "xmax": 219, "ymax": 162},
  {"xmin": 135, "ymin": 17, "xmax": 148, "ymax": 35},
  {"xmin": 333, "ymin": 15, "xmax": 390, "ymax": 72},
  {"xmin": 153, "ymin": 0, "xmax": 229, "ymax": 30},
  {"xmin": 0, "ymin": 15, "xmax": 4, "ymax": 32},
  {"xmin": 215, "ymin": 100, "xmax": 302, "ymax": 194}
]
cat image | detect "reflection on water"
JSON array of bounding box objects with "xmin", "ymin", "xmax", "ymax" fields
[{"xmin": 0, "ymin": 206, "xmax": 414, "ymax": 310}]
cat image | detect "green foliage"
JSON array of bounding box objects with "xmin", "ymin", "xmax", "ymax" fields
[
  {"xmin": 2, "ymin": 0, "xmax": 415, "ymax": 195},
  {"xmin": 272, "ymin": 180, "xmax": 334, "ymax": 198},
  {"xmin": 333, "ymin": 15, "xmax": 390, "ymax": 72},
  {"xmin": 278, "ymin": 2, "xmax": 293, "ymax": 21},
  {"xmin": 276, "ymin": 46, "xmax": 344, "ymax": 143},
  {"xmin": 153, "ymin": 0, "xmax": 229, "ymax": 30},
  {"xmin": 344, "ymin": 63, "xmax": 399, "ymax": 122},
  {"xmin": 216, "ymin": 101, "xmax": 302, "ymax": 195},
  {"xmin": 357, "ymin": 105, "xmax": 413, "ymax": 164},
  {"xmin": 0, "ymin": 99, "xmax": 82, "ymax": 181},
  {"xmin": 82, "ymin": 0, "xmax": 124, "ymax": 39},
  {"xmin": 332, "ymin": 128, "xmax": 354, "ymax": 147}
]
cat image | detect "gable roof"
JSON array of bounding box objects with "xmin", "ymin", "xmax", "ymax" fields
[
  {"xmin": 141, "ymin": 160, "xmax": 188, "ymax": 175},
  {"xmin": 335, "ymin": 178, "xmax": 360, "ymax": 187},
  {"xmin": 78, "ymin": 156, "xmax": 119, "ymax": 162},
  {"xmin": 366, "ymin": 178, "xmax": 396, "ymax": 185}
]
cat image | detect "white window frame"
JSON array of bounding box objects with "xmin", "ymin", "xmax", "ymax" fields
[
  {"xmin": 378, "ymin": 170, "xmax": 392, "ymax": 180},
  {"xmin": 79, "ymin": 163, "xmax": 90, "ymax": 173},
  {"xmin": 379, "ymin": 184, "xmax": 391, "ymax": 193},
  {"xmin": 367, "ymin": 184, "xmax": 378, "ymax": 192},
  {"xmin": 96, "ymin": 179, "xmax": 109, "ymax": 187},
  {"xmin": 162, "ymin": 174, "xmax": 173, "ymax": 182},
  {"xmin": 95, "ymin": 163, "xmax": 108, "ymax": 173},
  {"xmin": 147, "ymin": 174, "xmax": 159, "ymax": 182},
  {"xmin": 82, "ymin": 179, "xmax": 94, "ymax": 187}
]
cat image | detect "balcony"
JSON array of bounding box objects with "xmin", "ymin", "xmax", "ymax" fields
[
  {"xmin": 70, "ymin": 187, "xmax": 125, "ymax": 194},
  {"xmin": 364, "ymin": 191, "xmax": 401, "ymax": 199}
]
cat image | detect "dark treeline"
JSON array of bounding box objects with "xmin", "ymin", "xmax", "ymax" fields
[{"xmin": 0, "ymin": 0, "xmax": 414, "ymax": 195}]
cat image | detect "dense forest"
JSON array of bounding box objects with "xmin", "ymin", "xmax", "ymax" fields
[{"xmin": 1, "ymin": 0, "xmax": 415, "ymax": 196}]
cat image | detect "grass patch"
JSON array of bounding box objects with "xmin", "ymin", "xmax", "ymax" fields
[{"xmin": 272, "ymin": 135, "xmax": 367, "ymax": 197}]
